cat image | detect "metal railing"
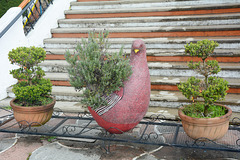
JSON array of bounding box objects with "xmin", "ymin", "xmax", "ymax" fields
[
  {"xmin": 0, "ymin": 108, "xmax": 239, "ymax": 153},
  {"xmin": 0, "ymin": 0, "xmax": 53, "ymax": 38},
  {"xmin": 22, "ymin": 0, "xmax": 53, "ymax": 35}
]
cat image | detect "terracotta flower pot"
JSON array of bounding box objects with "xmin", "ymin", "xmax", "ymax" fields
[
  {"xmin": 10, "ymin": 97, "xmax": 56, "ymax": 126},
  {"xmin": 178, "ymin": 104, "xmax": 232, "ymax": 140}
]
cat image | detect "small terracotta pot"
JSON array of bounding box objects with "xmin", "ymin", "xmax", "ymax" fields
[
  {"xmin": 178, "ymin": 104, "xmax": 232, "ymax": 140},
  {"xmin": 10, "ymin": 97, "xmax": 56, "ymax": 126}
]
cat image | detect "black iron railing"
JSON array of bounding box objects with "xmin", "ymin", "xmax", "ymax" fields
[
  {"xmin": 22, "ymin": 0, "xmax": 53, "ymax": 35},
  {"xmin": 0, "ymin": 107, "xmax": 239, "ymax": 153},
  {"xmin": 0, "ymin": 0, "xmax": 53, "ymax": 38}
]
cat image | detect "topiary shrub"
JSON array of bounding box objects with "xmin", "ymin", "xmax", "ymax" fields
[
  {"xmin": 9, "ymin": 46, "xmax": 52, "ymax": 106},
  {"xmin": 65, "ymin": 30, "xmax": 132, "ymax": 110},
  {"xmin": 177, "ymin": 39, "xmax": 229, "ymax": 117}
]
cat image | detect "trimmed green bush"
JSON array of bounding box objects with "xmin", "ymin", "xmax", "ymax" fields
[
  {"xmin": 65, "ymin": 30, "xmax": 132, "ymax": 109},
  {"xmin": 9, "ymin": 46, "xmax": 52, "ymax": 106},
  {"xmin": 177, "ymin": 40, "xmax": 229, "ymax": 117}
]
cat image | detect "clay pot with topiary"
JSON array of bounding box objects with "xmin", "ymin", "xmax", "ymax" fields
[
  {"xmin": 9, "ymin": 46, "xmax": 55, "ymax": 126},
  {"xmin": 177, "ymin": 39, "xmax": 232, "ymax": 140}
]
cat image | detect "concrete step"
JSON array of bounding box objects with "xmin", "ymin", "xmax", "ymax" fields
[
  {"xmin": 66, "ymin": 3, "xmax": 240, "ymax": 15},
  {"xmin": 6, "ymin": 87, "xmax": 240, "ymax": 113},
  {"xmin": 40, "ymin": 60, "xmax": 240, "ymax": 79},
  {"xmin": 51, "ymin": 25, "xmax": 240, "ymax": 38},
  {"xmin": 76, "ymin": 0, "xmax": 240, "ymax": 3},
  {"xmin": 70, "ymin": 0, "xmax": 240, "ymax": 10},
  {"xmin": 43, "ymin": 37, "xmax": 240, "ymax": 49},
  {"xmin": 45, "ymin": 54, "xmax": 240, "ymax": 63},
  {"xmin": 44, "ymin": 72, "xmax": 240, "ymax": 85},
  {"xmin": 44, "ymin": 72, "xmax": 240, "ymax": 93},
  {"xmin": 65, "ymin": 3, "xmax": 240, "ymax": 19},
  {"xmin": 58, "ymin": 13, "xmax": 240, "ymax": 28},
  {"xmin": 150, "ymin": 91, "xmax": 240, "ymax": 113},
  {"xmin": 44, "ymin": 48, "xmax": 240, "ymax": 57}
]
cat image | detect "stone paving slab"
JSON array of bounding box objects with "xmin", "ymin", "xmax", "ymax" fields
[
  {"xmin": 0, "ymin": 134, "xmax": 17, "ymax": 154},
  {"xmin": 0, "ymin": 136, "xmax": 51, "ymax": 160},
  {"xmin": 29, "ymin": 142, "xmax": 101, "ymax": 160},
  {"xmin": 152, "ymin": 146, "xmax": 240, "ymax": 160},
  {"xmin": 1, "ymin": 136, "xmax": 239, "ymax": 160}
]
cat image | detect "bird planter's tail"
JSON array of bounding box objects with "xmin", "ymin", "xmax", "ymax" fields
[{"xmin": 94, "ymin": 87, "xmax": 124, "ymax": 116}]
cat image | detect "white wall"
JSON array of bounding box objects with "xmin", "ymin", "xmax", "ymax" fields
[
  {"xmin": 0, "ymin": 7, "xmax": 26, "ymax": 100},
  {"xmin": 0, "ymin": 0, "xmax": 75, "ymax": 100}
]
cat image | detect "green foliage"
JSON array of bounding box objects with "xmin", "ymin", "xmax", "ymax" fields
[
  {"xmin": 9, "ymin": 46, "xmax": 52, "ymax": 106},
  {"xmin": 1, "ymin": 106, "xmax": 12, "ymax": 110},
  {"xmin": 65, "ymin": 30, "xmax": 132, "ymax": 109},
  {"xmin": 185, "ymin": 39, "xmax": 219, "ymax": 61},
  {"xmin": 12, "ymin": 79, "xmax": 52, "ymax": 106},
  {"xmin": 177, "ymin": 40, "xmax": 229, "ymax": 117},
  {"xmin": 182, "ymin": 103, "xmax": 227, "ymax": 118},
  {"xmin": 40, "ymin": 136, "xmax": 57, "ymax": 142},
  {"xmin": 177, "ymin": 77, "xmax": 201, "ymax": 100},
  {"xmin": 0, "ymin": 0, "xmax": 22, "ymax": 18},
  {"xmin": 188, "ymin": 60, "xmax": 221, "ymax": 76}
]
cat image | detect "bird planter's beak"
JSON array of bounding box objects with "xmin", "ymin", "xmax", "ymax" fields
[{"xmin": 134, "ymin": 49, "xmax": 140, "ymax": 54}]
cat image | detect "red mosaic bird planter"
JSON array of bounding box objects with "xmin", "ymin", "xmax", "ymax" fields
[{"xmin": 89, "ymin": 40, "xmax": 151, "ymax": 134}]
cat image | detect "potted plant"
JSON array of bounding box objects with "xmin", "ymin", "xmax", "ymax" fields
[
  {"xmin": 177, "ymin": 39, "xmax": 232, "ymax": 140},
  {"xmin": 65, "ymin": 30, "xmax": 150, "ymax": 133},
  {"xmin": 9, "ymin": 46, "xmax": 55, "ymax": 126}
]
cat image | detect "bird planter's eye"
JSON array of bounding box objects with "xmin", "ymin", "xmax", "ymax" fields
[{"xmin": 134, "ymin": 49, "xmax": 140, "ymax": 54}]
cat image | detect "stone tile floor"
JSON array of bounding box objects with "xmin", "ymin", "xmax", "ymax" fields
[
  {"xmin": 0, "ymin": 131, "xmax": 240, "ymax": 160},
  {"xmin": 0, "ymin": 108, "xmax": 239, "ymax": 160}
]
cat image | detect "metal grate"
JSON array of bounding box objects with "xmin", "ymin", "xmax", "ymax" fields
[{"xmin": 0, "ymin": 107, "xmax": 239, "ymax": 153}]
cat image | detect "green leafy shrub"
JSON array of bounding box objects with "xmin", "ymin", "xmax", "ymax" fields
[
  {"xmin": 9, "ymin": 46, "xmax": 52, "ymax": 106},
  {"xmin": 181, "ymin": 102, "xmax": 227, "ymax": 118},
  {"xmin": 0, "ymin": 0, "xmax": 22, "ymax": 18},
  {"xmin": 177, "ymin": 40, "xmax": 229, "ymax": 117},
  {"xmin": 65, "ymin": 30, "xmax": 132, "ymax": 110}
]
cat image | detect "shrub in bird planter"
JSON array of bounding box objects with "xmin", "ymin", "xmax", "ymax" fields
[
  {"xmin": 65, "ymin": 30, "xmax": 151, "ymax": 133},
  {"xmin": 65, "ymin": 30, "xmax": 132, "ymax": 110},
  {"xmin": 9, "ymin": 46, "xmax": 55, "ymax": 126},
  {"xmin": 177, "ymin": 39, "xmax": 232, "ymax": 140}
]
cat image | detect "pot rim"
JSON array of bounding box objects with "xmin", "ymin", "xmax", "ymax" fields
[
  {"xmin": 178, "ymin": 103, "xmax": 232, "ymax": 124},
  {"xmin": 10, "ymin": 96, "xmax": 56, "ymax": 113}
]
